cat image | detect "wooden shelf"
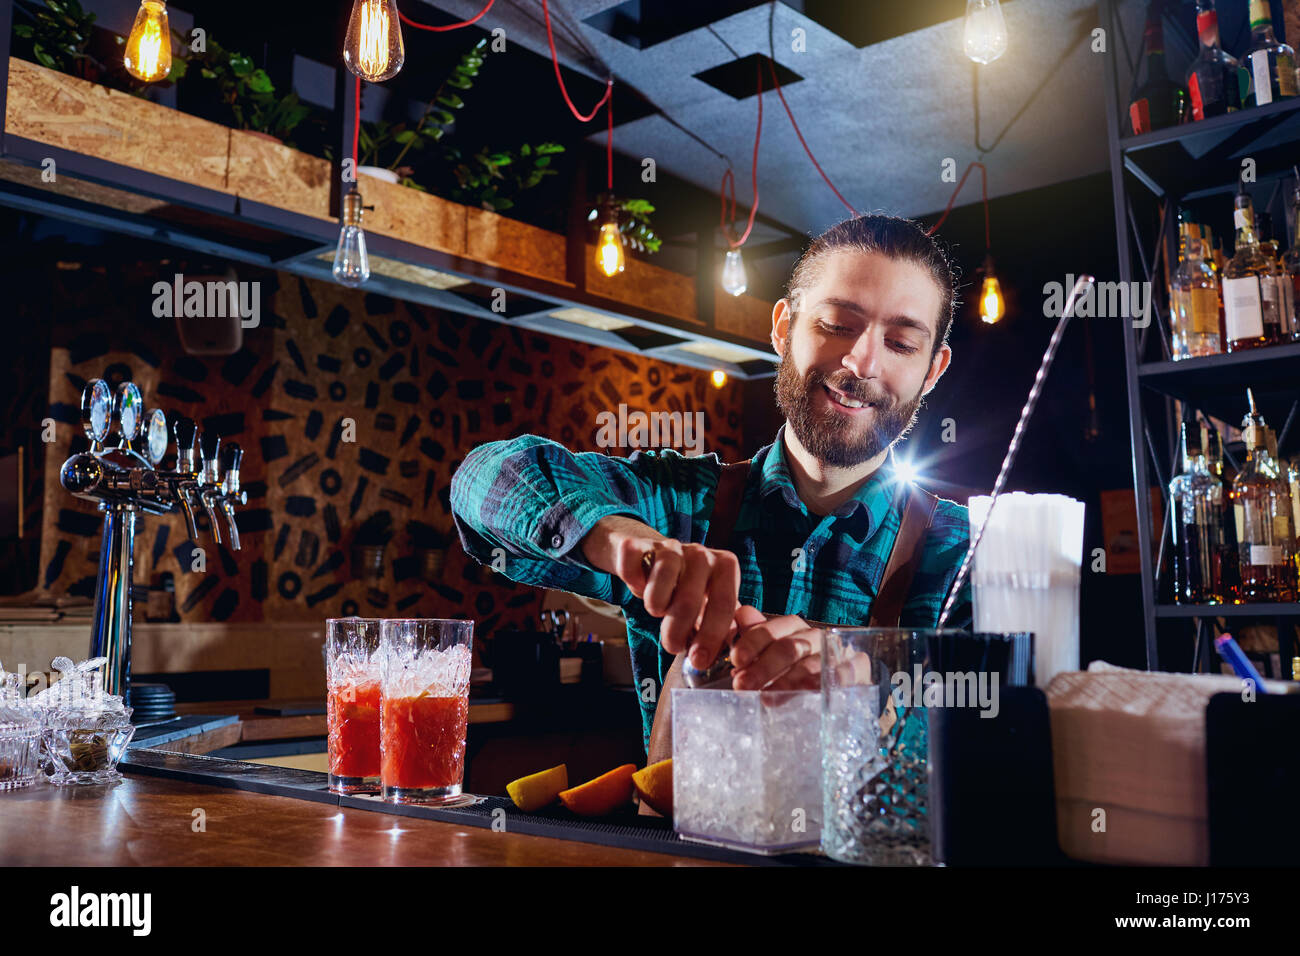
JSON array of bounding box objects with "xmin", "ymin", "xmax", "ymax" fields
[{"xmin": 0, "ymin": 57, "xmax": 779, "ymax": 378}]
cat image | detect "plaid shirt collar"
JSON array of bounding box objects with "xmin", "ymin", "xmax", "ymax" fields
[{"xmin": 752, "ymin": 424, "xmax": 905, "ymax": 539}]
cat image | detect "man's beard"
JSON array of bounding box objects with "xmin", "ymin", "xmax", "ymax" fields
[{"xmin": 774, "ymin": 343, "xmax": 926, "ymax": 469}]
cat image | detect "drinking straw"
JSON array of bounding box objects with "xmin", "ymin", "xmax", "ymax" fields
[{"xmin": 937, "ymin": 275, "xmax": 1096, "ymax": 628}]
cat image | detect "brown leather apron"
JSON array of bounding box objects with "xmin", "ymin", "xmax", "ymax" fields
[{"xmin": 643, "ymin": 459, "xmax": 940, "ymax": 768}]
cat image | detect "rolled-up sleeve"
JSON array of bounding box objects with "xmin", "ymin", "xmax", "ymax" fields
[{"xmin": 450, "ymin": 435, "xmax": 716, "ymax": 607}]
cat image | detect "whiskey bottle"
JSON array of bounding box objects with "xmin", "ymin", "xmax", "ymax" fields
[
  {"xmin": 1230, "ymin": 391, "xmax": 1298, "ymax": 602},
  {"xmin": 1170, "ymin": 212, "xmax": 1223, "ymax": 359},
  {"xmin": 1282, "ymin": 171, "xmax": 1300, "ymax": 342},
  {"xmin": 1258, "ymin": 212, "xmax": 1296, "ymax": 341},
  {"xmin": 1203, "ymin": 420, "xmax": 1240, "ymax": 602},
  {"xmin": 1223, "ymin": 185, "xmax": 1283, "ymax": 350},
  {"xmin": 1186, "ymin": 0, "xmax": 1244, "ymax": 120},
  {"xmin": 1170, "ymin": 420, "xmax": 1225, "ymax": 603},
  {"xmin": 1243, "ymin": 0, "xmax": 1297, "ymax": 107},
  {"xmin": 1129, "ymin": 0, "xmax": 1188, "ymax": 134}
]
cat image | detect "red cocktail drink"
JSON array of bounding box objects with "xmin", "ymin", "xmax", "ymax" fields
[
  {"xmin": 328, "ymin": 679, "xmax": 381, "ymax": 779},
  {"xmin": 325, "ymin": 617, "xmax": 383, "ymax": 794},
  {"xmin": 380, "ymin": 693, "xmax": 469, "ymax": 791},
  {"xmin": 379, "ymin": 618, "xmax": 475, "ymax": 804}
]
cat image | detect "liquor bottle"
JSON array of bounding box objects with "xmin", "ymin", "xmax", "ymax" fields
[
  {"xmin": 1170, "ymin": 420, "xmax": 1225, "ymax": 603},
  {"xmin": 1223, "ymin": 185, "xmax": 1283, "ymax": 350},
  {"xmin": 1212, "ymin": 232, "xmax": 1227, "ymax": 274},
  {"xmin": 1186, "ymin": 0, "xmax": 1245, "ymax": 120},
  {"xmin": 1129, "ymin": 0, "xmax": 1188, "ymax": 134},
  {"xmin": 1230, "ymin": 391, "xmax": 1298, "ymax": 601},
  {"xmin": 1244, "ymin": 0, "xmax": 1297, "ymax": 106},
  {"xmin": 1258, "ymin": 211, "xmax": 1297, "ymax": 340},
  {"xmin": 1170, "ymin": 213, "xmax": 1223, "ymax": 359},
  {"xmin": 1203, "ymin": 420, "xmax": 1240, "ymax": 602},
  {"xmin": 1282, "ymin": 171, "xmax": 1300, "ymax": 342}
]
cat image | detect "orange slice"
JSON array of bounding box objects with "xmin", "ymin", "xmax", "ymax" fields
[
  {"xmin": 505, "ymin": 764, "xmax": 568, "ymax": 812},
  {"xmin": 558, "ymin": 764, "xmax": 637, "ymax": 816},
  {"xmin": 631, "ymin": 759, "xmax": 673, "ymax": 817}
]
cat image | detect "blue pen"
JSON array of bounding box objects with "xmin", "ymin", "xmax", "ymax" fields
[{"xmin": 1214, "ymin": 634, "xmax": 1268, "ymax": 693}]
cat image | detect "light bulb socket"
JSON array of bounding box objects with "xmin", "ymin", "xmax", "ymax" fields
[
  {"xmin": 980, "ymin": 252, "xmax": 996, "ymax": 276},
  {"xmin": 341, "ymin": 190, "xmax": 365, "ymax": 228}
]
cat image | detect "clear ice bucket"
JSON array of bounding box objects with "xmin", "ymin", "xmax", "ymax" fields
[{"xmin": 671, "ymin": 688, "xmax": 822, "ymax": 855}]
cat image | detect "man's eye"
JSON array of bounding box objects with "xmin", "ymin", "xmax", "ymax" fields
[
  {"xmin": 818, "ymin": 321, "xmax": 852, "ymax": 335},
  {"xmin": 889, "ymin": 340, "xmax": 920, "ymax": 354}
]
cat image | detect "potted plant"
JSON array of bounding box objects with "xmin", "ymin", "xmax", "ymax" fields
[
  {"xmin": 357, "ymin": 37, "xmax": 487, "ymax": 186},
  {"xmin": 439, "ymin": 141, "xmax": 565, "ymax": 213},
  {"xmin": 177, "ymin": 37, "xmax": 314, "ymax": 147}
]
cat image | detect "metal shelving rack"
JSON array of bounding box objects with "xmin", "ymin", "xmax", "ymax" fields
[{"xmin": 1099, "ymin": 0, "xmax": 1300, "ymax": 675}]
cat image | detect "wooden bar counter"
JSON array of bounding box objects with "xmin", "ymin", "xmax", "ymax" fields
[{"xmin": 0, "ymin": 772, "xmax": 731, "ymax": 867}]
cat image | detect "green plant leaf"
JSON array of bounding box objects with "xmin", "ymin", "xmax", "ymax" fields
[
  {"xmin": 446, "ymin": 74, "xmax": 472, "ymax": 89},
  {"xmin": 247, "ymin": 68, "xmax": 273, "ymax": 93},
  {"xmin": 432, "ymin": 110, "xmax": 455, "ymax": 125},
  {"xmin": 14, "ymin": 25, "xmax": 33, "ymax": 38},
  {"xmin": 535, "ymin": 143, "xmax": 566, "ymax": 154},
  {"xmin": 228, "ymin": 53, "xmax": 253, "ymax": 76},
  {"xmin": 436, "ymin": 93, "xmax": 464, "ymax": 109},
  {"xmin": 394, "ymin": 130, "xmax": 417, "ymax": 144}
]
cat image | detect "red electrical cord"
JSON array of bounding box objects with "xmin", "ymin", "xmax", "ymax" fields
[
  {"xmin": 542, "ymin": 0, "xmax": 613, "ymax": 122},
  {"xmin": 925, "ymin": 160, "xmax": 990, "ymax": 250},
  {"xmin": 352, "ymin": 75, "xmax": 361, "ymax": 169},
  {"xmin": 719, "ymin": 61, "xmax": 762, "ymax": 248},
  {"xmin": 766, "ymin": 59, "xmax": 857, "ymax": 218},
  {"xmin": 398, "ymin": 0, "xmax": 495, "ymax": 31}
]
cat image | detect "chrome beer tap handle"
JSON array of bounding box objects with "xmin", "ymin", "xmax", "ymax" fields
[
  {"xmin": 173, "ymin": 417, "xmax": 197, "ymax": 475},
  {"xmin": 217, "ymin": 442, "xmax": 244, "ymax": 551},
  {"xmin": 197, "ymin": 430, "xmax": 223, "ymax": 545}
]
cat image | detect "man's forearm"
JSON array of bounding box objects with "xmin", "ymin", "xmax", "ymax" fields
[{"xmin": 580, "ymin": 514, "xmax": 664, "ymax": 574}]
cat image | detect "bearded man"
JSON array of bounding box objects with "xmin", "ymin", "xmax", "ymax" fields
[{"xmin": 450, "ymin": 214, "xmax": 972, "ymax": 761}]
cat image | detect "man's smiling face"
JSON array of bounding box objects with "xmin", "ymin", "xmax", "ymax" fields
[{"xmin": 772, "ymin": 248, "xmax": 952, "ymax": 468}]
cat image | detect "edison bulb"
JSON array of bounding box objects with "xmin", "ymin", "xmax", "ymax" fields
[
  {"xmin": 596, "ymin": 221, "xmax": 625, "ymax": 277},
  {"xmin": 333, "ymin": 192, "xmax": 370, "ymax": 288},
  {"xmin": 124, "ymin": 0, "xmax": 171, "ymax": 83},
  {"xmin": 964, "ymin": 0, "xmax": 1008, "ymax": 65},
  {"xmin": 979, "ymin": 274, "xmax": 1005, "ymax": 324},
  {"xmin": 344, "ymin": 0, "xmax": 405, "ymax": 82},
  {"xmin": 710, "ymin": 370, "xmax": 728, "ymax": 389},
  {"xmin": 721, "ymin": 249, "xmax": 747, "ymax": 296}
]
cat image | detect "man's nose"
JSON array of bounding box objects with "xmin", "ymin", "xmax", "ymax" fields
[{"xmin": 841, "ymin": 331, "xmax": 884, "ymax": 379}]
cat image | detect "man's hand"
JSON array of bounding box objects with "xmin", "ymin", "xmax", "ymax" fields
[
  {"xmin": 581, "ymin": 515, "xmax": 741, "ymax": 669},
  {"xmin": 729, "ymin": 605, "xmax": 822, "ymax": 691}
]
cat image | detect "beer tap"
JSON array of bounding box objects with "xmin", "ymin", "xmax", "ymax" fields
[
  {"xmin": 196, "ymin": 430, "xmax": 224, "ymax": 546},
  {"xmin": 59, "ymin": 380, "xmax": 250, "ymax": 703},
  {"xmin": 170, "ymin": 416, "xmax": 199, "ymax": 541},
  {"xmin": 217, "ymin": 442, "xmax": 245, "ymax": 551}
]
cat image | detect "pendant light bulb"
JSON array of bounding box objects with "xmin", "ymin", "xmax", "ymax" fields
[
  {"xmin": 979, "ymin": 255, "xmax": 1004, "ymax": 324},
  {"xmin": 124, "ymin": 0, "xmax": 171, "ymax": 83},
  {"xmin": 710, "ymin": 370, "xmax": 728, "ymax": 389},
  {"xmin": 721, "ymin": 248, "xmax": 747, "ymax": 296},
  {"xmin": 333, "ymin": 191, "xmax": 370, "ymax": 288},
  {"xmin": 596, "ymin": 205, "xmax": 625, "ymax": 278},
  {"xmin": 344, "ymin": 0, "xmax": 405, "ymax": 83},
  {"xmin": 964, "ymin": 0, "xmax": 1008, "ymax": 65}
]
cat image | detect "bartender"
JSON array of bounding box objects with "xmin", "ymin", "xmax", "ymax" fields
[{"xmin": 450, "ymin": 214, "xmax": 972, "ymax": 759}]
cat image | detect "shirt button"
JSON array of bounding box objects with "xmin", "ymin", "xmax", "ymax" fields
[{"xmin": 550, "ymin": 534, "xmax": 564, "ymax": 549}]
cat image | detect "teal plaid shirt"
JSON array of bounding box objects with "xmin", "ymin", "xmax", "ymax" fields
[{"xmin": 450, "ymin": 425, "xmax": 972, "ymax": 752}]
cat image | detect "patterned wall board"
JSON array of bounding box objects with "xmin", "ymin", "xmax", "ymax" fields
[{"xmin": 36, "ymin": 267, "xmax": 747, "ymax": 645}]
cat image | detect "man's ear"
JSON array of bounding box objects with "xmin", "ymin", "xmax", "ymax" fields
[
  {"xmin": 771, "ymin": 298, "xmax": 792, "ymax": 357},
  {"xmin": 921, "ymin": 343, "xmax": 952, "ymax": 396}
]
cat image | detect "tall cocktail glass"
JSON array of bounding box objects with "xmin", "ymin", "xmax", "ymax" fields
[
  {"xmin": 379, "ymin": 618, "xmax": 474, "ymax": 804},
  {"xmin": 821, "ymin": 627, "xmax": 960, "ymax": 866},
  {"xmin": 326, "ymin": 617, "xmax": 382, "ymax": 793}
]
